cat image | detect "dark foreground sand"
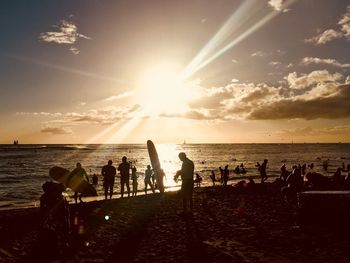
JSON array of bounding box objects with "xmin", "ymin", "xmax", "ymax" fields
[{"xmin": 1, "ymin": 183, "xmax": 350, "ymax": 263}]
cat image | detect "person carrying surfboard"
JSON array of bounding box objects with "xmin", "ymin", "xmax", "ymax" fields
[
  {"xmin": 101, "ymin": 160, "xmax": 116, "ymax": 200},
  {"xmin": 117, "ymin": 156, "xmax": 131, "ymax": 198},
  {"xmin": 174, "ymin": 152, "xmax": 194, "ymax": 216},
  {"xmin": 68, "ymin": 162, "xmax": 89, "ymax": 203}
]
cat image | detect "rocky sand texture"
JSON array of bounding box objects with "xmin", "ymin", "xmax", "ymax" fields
[{"xmin": 1, "ymin": 183, "xmax": 350, "ymax": 262}]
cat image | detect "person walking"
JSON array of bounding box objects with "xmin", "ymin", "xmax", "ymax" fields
[
  {"xmin": 174, "ymin": 152, "xmax": 194, "ymax": 216},
  {"xmin": 118, "ymin": 156, "xmax": 131, "ymax": 198},
  {"xmin": 101, "ymin": 160, "xmax": 116, "ymax": 200},
  {"xmin": 68, "ymin": 162, "xmax": 89, "ymax": 203}
]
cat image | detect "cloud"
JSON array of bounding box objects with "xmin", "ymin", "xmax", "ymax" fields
[
  {"xmin": 179, "ymin": 69, "xmax": 349, "ymax": 121},
  {"xmin": 69, "ymin": 46, "xmax": 80, "ymax": 55},
  {"xmin": 251, "ymin": 51, "xmax": 267, "ymax": 57},
  {"xmin": 268, "ymin": 0, "xmax": 288, "ymax": 12},
  {"xmin": 104, "ymin": 91, "xmax": 134, "ymax": 101},
  {"xmin": 304, "ymin": 29, "xmax": 343, "ymax": 45},
  {"xmin": 41, "ymin": 126, "xmax": 72, "ymax": 135},
  {"xmin": 39, "ymin": 20, "xmax": 91, "ymax": 54},
  {"xmin": 19, "ymin": 105, "xmax": 141, "ymax": 127},
  {"xmin": 305, "ymin": 5, "xmax": 350, "ymax": 45},
  {"xmin": 339, "ymin": 5, "xmax": 350, "ymax": 39},
  {"xmin": 301, "ymin": 57, "xmax": 350, "ymax": 68},
  {"xmin": 269, "ymin": 61, "xmax": 282, "ymax": 67},
  {"xmin": 284, "ymin": 70, "xmax": 343, "ymax": 90}
]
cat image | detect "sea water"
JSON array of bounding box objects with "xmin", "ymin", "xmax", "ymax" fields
[{"xmin": 0, "ymin": 143, "xmax": 349, "ymax": 209}]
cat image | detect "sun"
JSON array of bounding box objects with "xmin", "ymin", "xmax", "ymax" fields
[{"xmin": 136, "ymin": 63, "xmax": 196, "ymax": 116}]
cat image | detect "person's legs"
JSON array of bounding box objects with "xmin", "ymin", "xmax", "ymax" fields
[
  {"xmin": 126, "ymin": 179, "xmax": 130, "ymax": 197},
  {"xmin": 183, "ymin": 197, "xmax": 187, "ymax": 212},
  {"xmin": 121, "ymin": 178, "xmax": 125, "ymax": 198},
  {"xmin": 109, "ymin": 183, "xmax": 113, "ymax": 199},
  {"xmin": 74, "ymin": 192, "xmax": 78, "ymax": 204},
  {"xmin": 104, "ymin": 185, "xmax": 108, "ymax": 200},
  {"xmin": 189, "ymin": 194, "xmax": 193, "ymax": 211}
]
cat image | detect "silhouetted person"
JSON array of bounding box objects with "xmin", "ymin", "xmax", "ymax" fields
[
  {"xmin": 281, "ymin": 165, "xmax": 303, "ymax": 203},
  {"xmin": 323, "ymin": 159, "xmax": 329, "ymax": 171},
  {"xmin": 92, "ymin": 174, "xmax": 98, "ymax": 187},
  {"xmin": 210, "ymin": 170, "xmax": 216, "ymax": 186},
  {"xmin": 280, "ymin": 164, "xmax": 289, "ymax": 182},
  {"xmin": 39, "ymin": 182, "xmax": 70, "ymax": 258},
  {"xmin": 68, "ymin": 162, "xmax": 89, "ymax": 203},
  {"xmin": 223, "ymin": 165, "xmax": 229, "ymax": 185},
  {"xmin": 305, "ymin": 172, "xmax": 331, "ymax": 190},
  {"xmin": 333, "ymin": 167, "xmax": 344, "ymax": 188},
  {"xmin": 194, "ymin": 173, "xmax": 202, "ymax": 187},
  {"xmin": 101, "ymin": 160, "xmax": 116, "ymax": 200},
  {"xmin": 118, "ymin": 156, "xmax": 130, "ymax": 198},
  {"xmin": 175, "ymin": 152, "xmax": 194, "ymax": 215},
  {"xmin": 219, "ymin": 166, "xmax": 224, "ymax": 184},
  {"xmin": 144, "ymin": 165, "xmax": 155, "ymax": 194},
  {"xmin": 131, "ymin": 165, "xmax": 138, "ymax": 196},
  {"xmin": 259, "ymin": 159, "xmax": 268, "ymax": 183}
]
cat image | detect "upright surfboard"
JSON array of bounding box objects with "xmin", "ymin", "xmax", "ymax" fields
[
  {"xmin": 49, "ymin": 166, "xmax": 97, "ymax": 196},
  {"xmin": 147, "ymin": 140, "xmax": 164, "ymax": 193}
]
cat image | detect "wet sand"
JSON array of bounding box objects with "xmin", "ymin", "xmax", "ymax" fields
[{"xmin": 1, "ymin": 183, "xmax": 350, "ymax": 262}]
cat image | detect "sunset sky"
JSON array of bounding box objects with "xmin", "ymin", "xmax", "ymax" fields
[{"xmin": 1, "ymin": 0, "xmax": 350, "ymax": 144}]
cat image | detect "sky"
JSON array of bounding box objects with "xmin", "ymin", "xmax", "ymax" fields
[{"xmin": 1, "ymin": 0, "xmax": 350, "ymax": 144}]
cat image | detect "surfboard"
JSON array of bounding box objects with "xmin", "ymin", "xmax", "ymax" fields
[
  {"xmin": 49, "ymin": 166, "xmax": 97, "ymax": 196},
  {"xmin": 147, "ymin": 140, "xmax": 164, "ymax": 193}
]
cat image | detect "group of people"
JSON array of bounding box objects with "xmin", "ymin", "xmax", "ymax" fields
[
  {"xmin": 280, "ymin": 162, "xmax": 350, "ymax": 203},
  {"xmin": 100, "ymin": 156, "xmax": 160, "ymax": 200},
  {"xmin": 39, "ymin": 152, "xmax": 196, "ymax": 255}
]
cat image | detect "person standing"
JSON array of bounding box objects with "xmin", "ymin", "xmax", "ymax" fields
[
  {"xmin": 174, "ymin": 152, "xmax": 194, "ymax": 215},
  {"xmin": 259, "ymin": 159, "xmax": 268, "ymax": 183},
  {"xmin": 223, "ymin": 165, "xmax": 229, "ymax": 186},
  {"xmin": 68, "ymin": 162, "xmax": 89, "ymax": 203},
  {"xmin": 101, "ymin": 160, "xmax": 116, "ymax": 200},
  {"xmin": 144, "ymin": 165, "xmax": 155, "ymax": 194},
  {"xmin": 131, "ymin": 165, "xmax": 138, "ymax": 196},
  {"xmin": 118, "ymin": 156, "xmax": 131, "ymax": 198}
]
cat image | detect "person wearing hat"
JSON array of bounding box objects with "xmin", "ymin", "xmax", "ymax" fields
[{"xmin": 101, "ymin": 160, "xmax": 116, "ymax": 199}]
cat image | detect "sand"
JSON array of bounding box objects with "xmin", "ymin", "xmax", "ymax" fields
[{"xmin": 0, "ymin": 183, "xmax": 350, "ymax": 263}]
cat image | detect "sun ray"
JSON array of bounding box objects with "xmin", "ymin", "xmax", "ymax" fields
[{"xmin": 183, "ymin": 0, "xmax": 298, "ymax": 79}]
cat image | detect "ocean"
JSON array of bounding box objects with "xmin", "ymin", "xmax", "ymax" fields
[{"xmin": 0, "ymin": 143, "xmax": 349, "ymax": 210}]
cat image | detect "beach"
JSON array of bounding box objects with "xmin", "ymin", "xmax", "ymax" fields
[{"xmin": 1, "ymin": 183, "xmax": 350, "ymax": 263}]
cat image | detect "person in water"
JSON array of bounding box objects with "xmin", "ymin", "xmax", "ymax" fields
[
  {"xmin": 174, "ymin": 152, "xmax": 194, "ymax": 215},
  {"xmin": 144, "ymin": 165, "xmax": 155, "ymax": 194},
  {"xmin": 258, "ymin": 159, "xmax": 268, "ymax": 183},
  {"xmin": 68, "ymin": 162, "xmax": 89, "ymax": 203},
  {"xmin": 131, "ymin": 164, "xmax": 138, "ymax": 196},
  {"xmin": 210, "ymin": 170, "xmax": 216, "ymax": 186},
  {"xmin": 101, "ymin": 160, "xmax": 116, "ymax": 200},
  {"xmin": 118, "ymin": 156, "xmax": 131, "ymax": 198},
  {"xmin": 194, "ymin": 173, "xmax": 202, "ymax": 187}
]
